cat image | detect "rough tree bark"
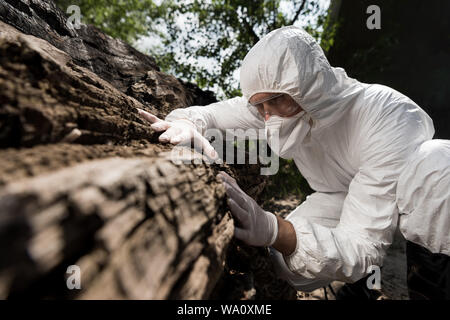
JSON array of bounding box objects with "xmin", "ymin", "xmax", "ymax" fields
[{"xmin": 0, "ymin": 0, "xmax": 296, "ymax": 299}]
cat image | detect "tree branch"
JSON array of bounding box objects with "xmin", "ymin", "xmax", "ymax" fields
[
  {"xmin": 291, "ymin": 0, "xmax": 307, "ymax": 25},
  {"xmin": 272, "ymin": 2, "xmax": 278, "ymax": 30},
  {"xmin": 242, "ymin": 18, "xmax": 260, "ymax": 45}
]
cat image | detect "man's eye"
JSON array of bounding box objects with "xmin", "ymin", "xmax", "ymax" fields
[{"xmin": 255, "ymin": 105, "xmax": 265, "ymax": 117}]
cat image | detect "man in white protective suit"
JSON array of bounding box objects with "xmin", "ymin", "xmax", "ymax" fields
[{"xmin": 138, "ymin": 26, "xmax": 450, "ymax": 299}]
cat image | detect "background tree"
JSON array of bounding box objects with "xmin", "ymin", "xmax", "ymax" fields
[
  {"xmin": 54, "ymin": 0, "xmax": 163, "ymax": 43},
  {"xmin": 154, "ymin": 0, "xmax": 330, "ymax": 98},
  {"xmin": 55, "ymin": 0, "xmax": 331, "ymax": 98}
]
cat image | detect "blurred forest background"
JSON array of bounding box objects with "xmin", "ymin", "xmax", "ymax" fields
[
  {"xmin": 53, "ymin": 0, "xmax": 331, "ymax": 98},
  {"xmin": 53, "ymin": 0, "xmax": 450, "ymax": 200}
]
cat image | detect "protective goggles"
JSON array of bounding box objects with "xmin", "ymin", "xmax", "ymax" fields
[{"xmin": 247, "ymin": 93, "xmax": 301, "ymax": 118}]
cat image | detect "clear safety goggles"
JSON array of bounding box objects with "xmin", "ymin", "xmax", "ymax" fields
[{"xmin": 247, "ymin": 93, "xmax": 301, "ymax": 118}]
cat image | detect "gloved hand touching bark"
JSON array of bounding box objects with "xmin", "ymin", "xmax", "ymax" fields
[
  {"xmin": 218, "ymin": 171, "xmax": 297, "ymax": 255},
  {"xmin": 217, "ymin": 171, "xmax": 279, "ymax": 247},
  {"xmin": 137, "ymin": 108, "xmax": 218, "ymax": 159}
]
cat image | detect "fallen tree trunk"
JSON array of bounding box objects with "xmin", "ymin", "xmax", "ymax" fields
[
  {"xmin": 0, "ymin": 0, "xmax": 296, "ymax": 300},
  {"xmin": 0, "ymin": 154, "xmax": 232, "ymax": 299}
]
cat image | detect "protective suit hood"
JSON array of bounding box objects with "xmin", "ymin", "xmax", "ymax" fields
[{"xmin": 240, "ymin": 26, "xmax": 364, "ymax": 129}]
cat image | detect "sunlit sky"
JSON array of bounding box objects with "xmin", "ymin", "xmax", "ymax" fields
[{"xmin": 135, "ymin": 0, "xmax": 331, "ymax": 96}]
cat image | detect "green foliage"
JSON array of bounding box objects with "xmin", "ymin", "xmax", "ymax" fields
[
  {"xmin": 54, "ymin": 0, "xmax": 331, "ymax": 98},
  {"xmin": 318, "ymin": 12, "xmax": 340, "ymax": 55},
  {"xmin": 54, "ymin": 0, "xmax": 163, "ymax": 43},
  {"xmin": 155, "ymin": 0, "xmax": 329, "ymax": 98}
]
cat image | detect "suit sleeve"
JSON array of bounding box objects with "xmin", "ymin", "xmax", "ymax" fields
[{"xmin": 164, "ymin": 96, "xmax": 265, "ymax": 136}]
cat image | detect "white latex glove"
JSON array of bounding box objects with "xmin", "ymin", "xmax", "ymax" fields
[
  {"xmin": 137, "ymin": 108, "xmax": 218, "ymax": 159},
  {"xmin": 218, "ymin": 171, "xmax": 278, "ymax": 247}
]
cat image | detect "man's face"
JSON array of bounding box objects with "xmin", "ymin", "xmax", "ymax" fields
[{"xmin": 248, "ymin": 93, "xmax": 303, "ymax": 121}]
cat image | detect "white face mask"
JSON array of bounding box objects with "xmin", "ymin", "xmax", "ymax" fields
[{"xmin": 265, "ymin": 111, "xmax": 311, "ymax": 158}]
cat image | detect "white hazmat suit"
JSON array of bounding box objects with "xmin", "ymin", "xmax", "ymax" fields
[{"xmin": 165, "ymin": 26, "xmax": 450, "ymax": 291}]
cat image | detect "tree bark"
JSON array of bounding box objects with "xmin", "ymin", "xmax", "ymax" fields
[{"xmin": 0, "ymin": 0, "xmax": 296, "ymax": 300}]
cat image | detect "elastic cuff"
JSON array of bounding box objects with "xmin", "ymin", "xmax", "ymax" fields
[{"xmin": 174, "ymin": 118, "xmax": 196, "ymax": 128}]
